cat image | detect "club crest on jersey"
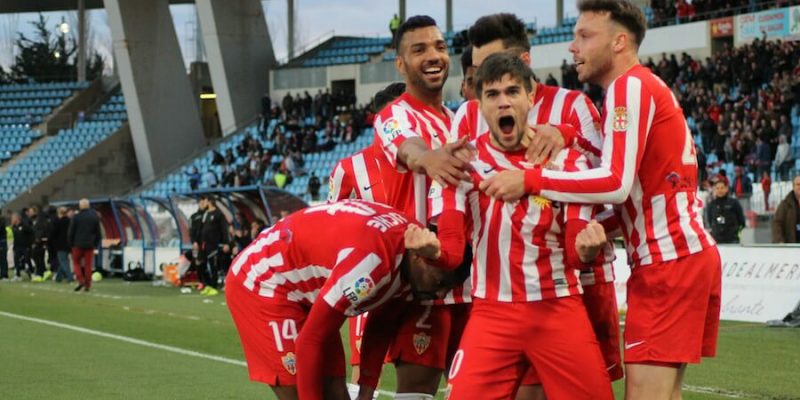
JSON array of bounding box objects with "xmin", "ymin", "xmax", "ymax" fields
[
  {"xmin": 344, "ymin": 277, "xmax": 376, "ymax": 303},
  {"xmin": 281, "ymin": 352, "xmax": 297, "ymax": 375},
  {"xmin": 613, "ymin": 106, "xmax": 628, "ymax": 131},
  {"xmin": 529, "ymin": 195, "xmax": 552, "ymax": 209},
  {"xmin": 413, "ymin": 332, "xmax": 431, "ymax": 355},
  {"xmin": 383, "ymin": 118, "xmax": 402, "ymax": 140}
]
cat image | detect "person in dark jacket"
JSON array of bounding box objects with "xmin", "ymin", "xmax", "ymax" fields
[
  {"xmin": 46, "ymin": 206, "xmax": 60, "ymax": 279},
  {"xmin": 11, "ymin": 212, "xmax": 33, "ymax": 280},
  {"xmin": 0, "ymin": 212, "xmax": 7, "ymax": 280},
  {"xmin": 772, "ymin": 176, "xmax": 800, "ymax": 243},
  {"xmin": 53, "ymin": 207, "xmax": 73, "ymax": 282},
  {"xmin": 199, "ymin": 195, "xmax": 229, "ymax": 295},
  {"xmin": 706, "ymin": 180, "xmax": 746, "ymax": 243},
  {"xmin": 31, "ymin": 207, "xmax": 53, "ymax": 281},
  {"xmin": 68, "ymin": 199, "xmax": 101, "ymax": 292}
]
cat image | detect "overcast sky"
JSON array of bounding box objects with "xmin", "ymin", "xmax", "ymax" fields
[{"xmin": 0, "ymin": 0, "xmax": 577, "ymax": 71}]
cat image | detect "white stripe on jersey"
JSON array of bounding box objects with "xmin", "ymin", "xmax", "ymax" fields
[
  {"xmin": 474, "ymin": 197, "xmax": 496, "ymax": 299},
  {"xmin": 286, "ymin": 288, "xmax": 321, "ymax": 303},
  {"xmin": 244, "ymin": 253, "xmax": 284, "ymax": 293},
  {"xmin": 322, "ymin": 252, "xmax": 382, "ymax": 309},
  {"xmin": 676, "ymin": 192, "xmax": 703, "ymax": 253},
  {"xmin": 497, "ymin": 205, "xmax": 513, "ymax": 302},
  {"xmin": 351, "ymin": 153, "xmax": 374, "ymax": 201},
  {"xmin": 231, "ymin": 229, "xmax": 281, "ymax": 275},
  {"xmin": 548, "ymin": 89, "xmax": 567, "ymax": 123},
  {"xmin": 521, "ymin": 205, "xmax": 542, "ymax": 301},
  {"xmin": 651, "ymin": 194, "xmax": 677, "ymax": 259},
  {"xmin": 329, "ymin": 163, "xmax": 346, "ymax": 201},
  {"xmin": 259, "ymin": 265, "xmax": 331, "ymax": 297},
  {"xmin": 629, "ymin": 179, "xmax": 650, "ymax": 265}
]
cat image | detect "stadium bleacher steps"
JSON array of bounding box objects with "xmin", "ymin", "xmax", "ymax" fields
[
  {"xmin": 4, "ymin": 123, "xmax": 140, "ymax": 210},
  {"xmin": 38, "ymin": 78, "xmax": 111, "ymax": 136}
]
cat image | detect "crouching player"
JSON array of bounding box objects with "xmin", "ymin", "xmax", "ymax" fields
[{"xmin": 225, "ymin": 200, "xmax": 461, "ymax": 400}]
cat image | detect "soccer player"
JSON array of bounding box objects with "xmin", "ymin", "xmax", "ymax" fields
[
  {"xmin": 479, "ymin": 2, "xmax": 721, "ymax": 399},
  {"xmin": 456, "ymin": 13, "xmax": 623, "ymax": 393},
  {"xmin": 225, "ymin": 199, "xmax": 459, "ymax": 400},
  {"xmin": 432, "ymin": 53, "xmax": 613, "ymax": 400},
  {"xmin": 459, "ymin": 46, "xmax": 477, "ymax": 101},
  {"xmin": 328, "ymin": 82, "xmax": 406, "ymax": 205},
  {"xmin": 358, "ymin": 15, "xmax": 473, "ymax": 399}
]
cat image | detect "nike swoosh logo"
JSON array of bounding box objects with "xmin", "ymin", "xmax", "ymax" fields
[
  {"xmin": 362, "ymin": 184, "xmax": 375, "ymax": 191},
  {"xmin": 606, "ymin": 363, "xmax": 618, "ymax": 371},
  {"xmin": 624, "ymin": 341, "xmax": 645, "ymax": 350},
  {"xmin": 483, "ymin": 167, "xmax": 495, "ymax": 174}
]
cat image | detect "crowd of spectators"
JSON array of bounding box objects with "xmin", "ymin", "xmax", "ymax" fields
[
  {"xmin": 187, "ymin": 88, "xmax": 377, "ymax": 192},
  {"xmin": 649, "ymin": 0, "xmax": 797, "ymax": 26}
]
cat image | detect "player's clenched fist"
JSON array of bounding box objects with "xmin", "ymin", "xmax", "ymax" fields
[
  {"xmin": 575, "ymin": 220, "xmax": 606, "ymax": 263},
  {"xmin": 404, "ymin": 225, "xmax": 441, "ymax": 260}
]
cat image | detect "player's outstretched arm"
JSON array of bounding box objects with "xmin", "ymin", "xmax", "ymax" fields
[
  {"xmin": 402, "ymin": 137, "xmax": 472, "ymax": 187},
  {"xmin": 296, "ymin": 302, "xmax": 348, "ymax": 400}
]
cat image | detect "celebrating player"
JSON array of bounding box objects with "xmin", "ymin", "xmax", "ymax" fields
[
  {"xmin": 225, "ymin": 200, "xmax": 459, "ymax": 400},
  {"xmin": 432, "ymin": 53, "xmax": 613, "ymax": 400},
  {"xmin": 455, "ymin": 14, "xmax": 623, "ymax": 395},
  {"xmin": 479, "ymin": 2, "xmax": 721, "ymax": 399},
  {"xmin": 357, "ymin": 15, "xmax": 473, "ymax": 400}
]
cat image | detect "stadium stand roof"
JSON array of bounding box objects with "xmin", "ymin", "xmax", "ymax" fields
[{"xmin": 0, "ymin": 0, "xmax": 192, "ymax": 13}]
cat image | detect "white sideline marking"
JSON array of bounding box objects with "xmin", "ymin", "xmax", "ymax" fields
[{"xmin": 0, "ymin": 310, "xmax": 246, "ymax": 367}]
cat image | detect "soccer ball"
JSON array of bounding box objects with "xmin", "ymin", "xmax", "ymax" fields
[{"xmin": 91, "ymin": 272, "xmax": 103, "ymax": 282}]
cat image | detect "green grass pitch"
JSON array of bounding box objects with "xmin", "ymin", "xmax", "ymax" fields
[{"xmin": 1, "ymin": 279, "xmax": 798, "ymax": 399}]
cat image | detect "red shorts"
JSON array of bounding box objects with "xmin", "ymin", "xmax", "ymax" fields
[
  {"xmin": 348, "ymin": 313, "xmax": 369, "ymax": 365},
  {"xmin": 445, "ymin": 303, "xmax": 471, "ymax": 369},
  {"xmin": 446, "ymin": 297, "xmax": 613, "ymax": 400},
  {"xmin": 388, "ymin": 304, "xmax": 451, "ymax": 369},
  {"xmin": 583, "ymin": 281, "xmax": 623, "ymax": 381},
  {"xmin": 624, "ymin": 246, "xmax": 722, "ymax": 364},
  {"xmin": 225, "ymin": 281, "xmax": 345, "ymax": 385}
]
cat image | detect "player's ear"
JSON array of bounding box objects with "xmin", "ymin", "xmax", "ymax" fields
[{"xmin": 396, "ymin": 55, "xmax": 406, "ymax": 76}]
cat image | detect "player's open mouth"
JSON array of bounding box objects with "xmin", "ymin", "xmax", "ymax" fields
[{"xmin": 499, "ymin": 116, "xmax": 515, "ymax": 135}]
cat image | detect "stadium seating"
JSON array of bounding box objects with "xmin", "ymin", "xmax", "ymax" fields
[
  {"xmin": 0, "ymin": 81, "xmax": 90, "ymax": 163},
  {"xmin": 0, "ymin": 90, "xmax": 127, "ymax": 206},
  {"xmin": 530, "ymin": 9, "xmax": 654, "ymax": 46},
  {"xmin": 302, "ymin": 37, "xmax": 391, "ymax": 68}
]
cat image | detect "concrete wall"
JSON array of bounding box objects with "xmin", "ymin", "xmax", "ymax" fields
[
  {"xmin": 197, "ymin": 0, "xmax": 274, "ymax": 135},
  {"xmin": 105, "ymin": 0, "xmax": 206, "ymax": 184}
]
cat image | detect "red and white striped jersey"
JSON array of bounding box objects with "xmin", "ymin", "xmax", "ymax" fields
[
  {"xmin": 430, "ymin": 134, "xmax": 594, "ymax": 302},
  {"xmin": 451, "ymin": 84, "xmax": 603, "ymax": 163},
  {"xmin": 328, "ymin": 147, "xmax": 386, "ymax": 204},
  {"xmin": 227, "ymin": 200, "xmax": 412, "ymax": 317},
  {"xmin": 527, "ymin": 65, "xmax": 716, "ymax": 267},
  {"xmin": 372, "ymin": 92, "xmax": 453, "ymax": 224}
]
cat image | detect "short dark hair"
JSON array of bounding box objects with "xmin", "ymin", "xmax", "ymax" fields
[
  {"xmin": 372, "ymin": 82, "xmax": 406, "ymax": 112},
  {"xmin": 475, "ymin": 53, "xmax": 533, "ymax": 97},
  {"xmin": 394, "ymin": 15, "xmax": 438, "ymax": 50},
  {"xmin": 468, "ymin": 13, "xmax": 530, "ymax": 53},
  {"xmin": 578, "ymin": 0, "xmax": 646, "ymax": 47},
  {"xmin": 460, "ymin": 45, "xmax": 473, "ymax": 75}
]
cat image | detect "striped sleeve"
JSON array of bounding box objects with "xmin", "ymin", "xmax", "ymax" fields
[
  {"xmin": 526, "ymin": 75, "xmax": 655, "ymax": 204},
  {"xmin": 450, "ymin": 100, "xmax": 476, "ymax": 142},
  {"xmin": 428, "ymin": 179, "xmax": 473, "ymax": 219},
  {"xmin": 320, "ymin": 248, "xmax": 393, "ymax": 316},
  {"xmin": 569, "ymin": 92, "xmax": 603, "ymax": 162},
  {"xmin": 328, "ymin": 159, "xmax": 352, "ymax": 202},
  {"xmin": 374, "ymin": 105, "xmax": 419, "ymax": 169}
]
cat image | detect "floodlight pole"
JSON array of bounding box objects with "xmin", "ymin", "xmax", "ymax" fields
[
  {"xmin": 287, "ymin": 0, "xmax": 295, "ymax": 59},
  {"xmin": 445, "ymin": 0, "xmax": 452, "ymax": 33},
  {"xmin": 78, "ymin": 0, "xmax": 86, "ymax": 82},
  {"xmin": 556, "ymin": 0, "xmax": 564, "ymax": 27},
  {"xmin": 399, "ymin": 0, "xmax": 406, "ymax": 23}
]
